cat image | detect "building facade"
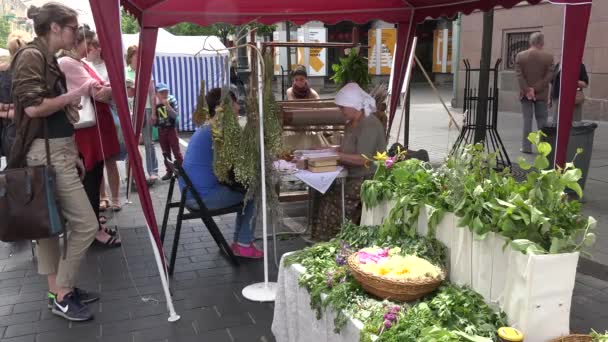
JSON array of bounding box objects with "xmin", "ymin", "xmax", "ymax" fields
[{"xmin": 457, "ymin": 1, "xmax": 608, "ymax": 121}]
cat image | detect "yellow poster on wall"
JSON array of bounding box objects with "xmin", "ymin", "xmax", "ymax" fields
[
  {"xmin": 368, "ymin": 28, "xmax": 397, "ymax": 75},
  {"xmin": 433, "ymin": 29, "xmax": 453, "ymax": 73}
]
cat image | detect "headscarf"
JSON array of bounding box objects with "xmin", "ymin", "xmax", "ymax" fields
[{"xmin": 334, "ymin": 82, "xmax": 376, "ymax": 117}]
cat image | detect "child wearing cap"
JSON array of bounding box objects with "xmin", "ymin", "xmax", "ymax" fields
[{"xmin": 153, "ymin": 83, "xmax": 183, "ymax": 181}]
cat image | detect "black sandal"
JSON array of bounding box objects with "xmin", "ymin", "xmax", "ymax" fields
[
  {"xmin": 97, "ymin": 234, "xmax": 121, "ymax": 247},
  {"xmin": 99, "ymin": 223, "xmax": 118, "ymax": 236},
  {"xmin": 96, "ymin": 224, "xmax": 121, "ymax": 247}
]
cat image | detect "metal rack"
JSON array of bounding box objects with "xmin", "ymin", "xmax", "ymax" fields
[{"xmin": 452, "ymin": 58, "xmax": 511, "ymax": 169}]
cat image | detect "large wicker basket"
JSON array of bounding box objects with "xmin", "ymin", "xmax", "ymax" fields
[
  {"xmin": 550, "ymin": 335, "xmax": 592, "ymax": 342},
  {"xmin": 347, "ymin": 253, "xmax": 444, "ymax": 302}
]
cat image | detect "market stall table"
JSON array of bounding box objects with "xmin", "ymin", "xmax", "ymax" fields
[{"xmin": 275, "ymin": 159, "xmax": 349, "ymax": 230}]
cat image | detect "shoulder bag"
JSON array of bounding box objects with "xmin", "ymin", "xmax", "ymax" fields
[
  {"xmin": 74, "ymin": 94, "xmax": 97, "ymax": 129},
  {"xmin": 0, "ymin": 119, "xmax": 66, "ymax": 242}
]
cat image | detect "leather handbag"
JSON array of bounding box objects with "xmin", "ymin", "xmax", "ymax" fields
[
  {"xmin": 73, "ymin": 95, "xmax": 97, "ymax": 129},
  {"xmin": 0, "ymin": 120, "xmax": 65, "ymax": 242},
  {"xmin": 575, "ymin": 88, "xmax": 586, "ymax": 105}
]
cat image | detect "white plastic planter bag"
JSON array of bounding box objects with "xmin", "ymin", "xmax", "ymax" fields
[
  {"xmin": 416, "ymin": 204, "xmax": 430, "ymax": 237},
  {"xmin": 501, "ymin": 249, "xmax": 579, "ymax": 342},
  {"xmin": 489, "ymin": 234, "xmax": 510, "ymax": 303},
  {"xmin": 449, "ymin": 223, "xmax": 473, "ymax": 287},
  {"xmin": 434, "ymin": 211, "xmax": 456, "ymax": 252},
  {"xmin": 360, "ymin": 199, "xmax": 397, "ymax": 226},
  {"xmin": 471, "ymin": 233, "xmax": 494, "ymax": 301},
  {"xmin": 470, "ymin": 232, "xmax": 509, "ymax": 302}
]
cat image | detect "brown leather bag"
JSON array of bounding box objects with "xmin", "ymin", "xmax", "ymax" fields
[{"xmin": 0, "ymin": 120, "xmax": 65, "ymax": 242}]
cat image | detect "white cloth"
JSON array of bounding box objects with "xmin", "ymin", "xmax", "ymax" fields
[
  {"xmin": 294, "ymin": 166, "xmax": 343, "ymax": 194},
  {"xmin": 334, "ymin": 82, "xmax": 376, "ymax": 117},
  {"xmin": 272, "ymin": 254, "xmax": 365, "ymax": 342}
]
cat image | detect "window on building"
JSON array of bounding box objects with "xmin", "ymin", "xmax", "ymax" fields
[{"xmin": 505, "ymin": 31, "xmax": 540, "ymax": 69}]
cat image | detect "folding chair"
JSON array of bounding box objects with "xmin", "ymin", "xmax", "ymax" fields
[{"xmin": 160, "ymin": 157, "xmax": 240, "ymax": 275}]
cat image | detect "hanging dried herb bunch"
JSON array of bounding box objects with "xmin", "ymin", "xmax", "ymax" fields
[
  {"xmin": 192, "ymin": 81, "xmax": 208, "ymax": 127},
  {"xmin": 211, "ymin": 92, "xmax": 242, "ymax": 184},
  {"xmin": 209, "ymin": 45, "xmax": 283, "ymax": 223}
]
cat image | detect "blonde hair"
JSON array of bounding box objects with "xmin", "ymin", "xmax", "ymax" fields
[
  {"xmin": 126, "ymin": 45, "xmax": 138, "ymax": 65},
  {"xmin": 6, "ymin": 30, "xmax": 32, "ymax": 57}
]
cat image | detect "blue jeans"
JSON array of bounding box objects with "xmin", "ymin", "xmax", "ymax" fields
[
  {"xmin": 186, "ymin": 185, "xmax": 255, "ymax": 245},
  {"xmin": 142, "ymin": 108, "xmax": 158, "ymax": 176}
]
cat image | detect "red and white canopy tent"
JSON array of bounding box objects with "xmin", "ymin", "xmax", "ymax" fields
[{"xmin": 88, "ymin": 0, "xmax": 593, "ymax": 320}]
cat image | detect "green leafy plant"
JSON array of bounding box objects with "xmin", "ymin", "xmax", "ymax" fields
[
  {"xmin": 591, "ymin": 329, "xmax": 608, "ymax": 342},
  {"xmin": 330, "ymin": 48, "xmax": 372, "ymax": 90},
  {"xmin": 491, "ymin": 131, "xmax": 597, "ymax": 255}
]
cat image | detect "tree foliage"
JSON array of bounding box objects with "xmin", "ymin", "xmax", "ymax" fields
[
  {"xmin": 0, "ymin": 16, "xmax": 12, "ymax": 48},
  {"xmin": 120, "ymin": 8, "xmax": 139, "ymax": 34}
]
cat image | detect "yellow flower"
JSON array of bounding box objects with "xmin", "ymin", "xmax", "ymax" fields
[{"xmin": 374, "ymin": 151, "xmax": 388, "ymax": 161}]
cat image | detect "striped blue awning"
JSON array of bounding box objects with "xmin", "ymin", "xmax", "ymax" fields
[{"xmin": 152, "ymin": 54, "xmax": 229, "ymax": 131}]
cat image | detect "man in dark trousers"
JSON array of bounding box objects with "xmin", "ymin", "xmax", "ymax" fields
[{"xmin": 515, "ymin": 32, "xmax": 554, "ymax": 154}]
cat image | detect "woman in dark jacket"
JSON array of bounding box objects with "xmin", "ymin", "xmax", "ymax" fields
[{"xmin": 550, "ymin": 63, "xmax": 589, "ymax": 123}]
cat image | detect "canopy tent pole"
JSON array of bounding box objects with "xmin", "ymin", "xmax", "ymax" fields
[
  {"xmin": 395, "ymin": 37, "xmax": 418, "ymax": 146},
  {"xmin": 555, "ymin": 1, "xmax": 593, "ymax": 168},
  {"xmin": 89, "ymin": 0, "xmax": 179, "ymax": 322},
  {"xmin": 242, "ymin": 41, "xmax": 277, "ymax": 302},
  {"xmin": 133, "ymin": 27, "xmax": 158, "ymax": 140},
  {"xmin": 387, "ymin": 19, "xmax": 415, "ymax": 135}
]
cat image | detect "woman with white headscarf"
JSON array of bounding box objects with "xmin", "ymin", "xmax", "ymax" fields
[{"xmin": 310, "ymin": 82, "xmax": 387, "ymax": 241}]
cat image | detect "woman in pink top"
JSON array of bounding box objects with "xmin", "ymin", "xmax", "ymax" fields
[{"xmin": 58, "ymin": 25, "xmax": 121, "ymax": 247}]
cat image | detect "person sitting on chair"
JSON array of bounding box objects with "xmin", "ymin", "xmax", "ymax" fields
[
  {"xmin": 286, "ymin": 65, "xmax": 320, "ymax": 100},
  {"xmin": 179, "ymin": 88, "xmax": 262, "ymax": 259}
]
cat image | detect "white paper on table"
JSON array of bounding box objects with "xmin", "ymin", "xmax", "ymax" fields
[
  {"xmin": 274, "ymin": 160, "xmax": 298, "ymax": 174},
  {"xmin": 294, "ymin": 149, "xmax": 339, "ymax": 160},
  {"xmin": 295, "ymin": 166, "xmax": 343, "ymax": 194}
]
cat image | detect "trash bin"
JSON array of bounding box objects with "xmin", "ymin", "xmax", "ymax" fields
[{"xmin": 541, "ymin": 121, "xmax": 598, "ymax": 191}]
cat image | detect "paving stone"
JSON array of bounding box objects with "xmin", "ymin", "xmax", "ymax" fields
[
  {"xmin": 0, "ymin": 306, "xmax": 13, "ymax": 317},
  {"xmin": 0, "ymin": 272, "xmax": 26, "ymax": 282},
  {"xmin": 228, "ymin": 324, "xmax": 277, "ymax": 342},
  {"xmin": 11, "ymin": 302, "xmax": 44, "ymax": 315},
  {"xmin": 35, "ymin": 324, "xmax": 100, "ymax": 342},
  {"xmin": 0, "ymin": 311, "xmax": 40, "ymax": 328},
  {"xmin": 0, "ymin": 335, "xmax": 36, "ymax": 342}
]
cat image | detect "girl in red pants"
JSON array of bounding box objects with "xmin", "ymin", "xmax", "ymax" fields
[{"xmin": 153, "ymin": 83, "xmax": 183, "ymax": 180}]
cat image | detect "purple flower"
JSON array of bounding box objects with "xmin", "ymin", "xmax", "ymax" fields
[
  {"xmin": 385, "ymin": 156, "xmax": 398, "ymax": 169},
  {"xmin": 384, "ymin": 313, "xmax": 396, "ymax": 321},
  {"xmin": 384, "ymin": 320, "xmax": 392, "ymax": 329},
  {"xmin": 335, "ymin": 254, "xmax": 346, "ymax": 266},
  {"xmin": 390, "ymin": 306, "xmax": 401, "ymax": 314}
]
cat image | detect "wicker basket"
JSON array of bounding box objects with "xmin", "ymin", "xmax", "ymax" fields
[
  {"xmin": 347, "ymin": 253, "xmax": 444, "ymax": 302},
  {"xmin": 550, "ymin": 335, "xmax": 592, "ymax": 342}
]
